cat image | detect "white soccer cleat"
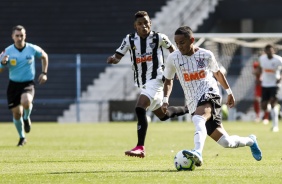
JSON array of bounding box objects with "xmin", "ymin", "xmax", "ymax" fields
[{"xmin": 272, "ymin": 126, "xmax": 279, "ymax": 132}]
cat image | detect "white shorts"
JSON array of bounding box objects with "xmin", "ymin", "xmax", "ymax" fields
[{"xmin": 140, "ymin": 79, "xmax": 164, "ymax": 111}]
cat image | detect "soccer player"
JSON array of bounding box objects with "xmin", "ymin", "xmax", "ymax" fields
[
  {"xmin": 0, "ymin": 25, "xmax": 48, "ymax": 146},
  {"xmin": 252, "ymin": 60, "xmax": 270, "ymax": 123},
  {"xmin": 257, "ymin": 44, "xmax": 282, "ymax": 132},
  {"xmin": 162, "ymin": 26, "xmax": 262, "ymax": 167},
  {"xmin": 107, "ymin": 11, "xmax": 188, "ymax": 158}
]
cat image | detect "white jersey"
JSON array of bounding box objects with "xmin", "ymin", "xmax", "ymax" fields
[
  {"xmin": 116, "ymin": 31, "xmax": 173, "ymax": 88},
  {"xmin": 259, "ymin": 54, "xmax": 282, "ymax": 87},
  {"xmin": 164, "ymin": 48, "xmax": 220, "ymax": 113}
]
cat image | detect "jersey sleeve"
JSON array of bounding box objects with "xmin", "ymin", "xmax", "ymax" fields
[
  {"xmin": 159, "ymin": 33, "xmax": 173, "ymax": 49},
  {"xmin": 163, "ymin": 53, "xmax": 176, "ymax": 79},
  {"xmin": 115, "ymin": 35, "xmax": 130, "ymax": 56},
  {"xmin": 31, "ymin": 44, "xmax": 43, "ymax": 58},
  {"xmin": 208, "ymin": 51, "xmax": 220, "ymax": 72},
  {"xmin": 277, "ymin": 55, "xmax": 282, "ymax": 66}
]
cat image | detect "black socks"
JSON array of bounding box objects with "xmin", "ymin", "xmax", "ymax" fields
[{"xmin": 135, "ymin": 107, "xmax": 148, "ymax": 146}]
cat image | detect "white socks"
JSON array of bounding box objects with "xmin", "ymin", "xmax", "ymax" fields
[
  {"xmin": 217, "ymin": 134, "xmax": 253, "ymax": 148},
  {"xmin": 192, "ymin": 115, "xmax": 207, "ymax": 154},
  {"xmin": 271, "ymin": 106, "xmax": 279, "ymax": 128}
]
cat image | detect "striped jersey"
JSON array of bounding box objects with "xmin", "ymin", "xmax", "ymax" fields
[
  {"xmin": 116, "ymin": 31, "xmax": 173, "ymax": 87},
  {"xmin": 0, "ymin": 43, "xmax": 43, "ymax": 82},
  {"xmin": 258, "ymin": 54, "xmax": 282, "ymax": 87},
  {"xmin": 164, "ymin": 48, "xmax": 220, "ymax": 113}
]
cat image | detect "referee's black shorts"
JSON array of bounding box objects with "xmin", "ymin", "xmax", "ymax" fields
[{"xmin": 7, "ymin": 80, "xmax": 35, "ymax": 109}]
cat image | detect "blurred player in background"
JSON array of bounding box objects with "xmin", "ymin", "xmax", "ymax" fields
[
  {"xmin": 257, "ymin": 44, "xmax": 282, "ymax": 132},
  {"xmin": 107, "ymin": 11, "xmax": 188, "ymax": 158},
  {"xmin": 162, "ymin": 26, "xmax": 262, "ymax": 167},
  {"xmin": 0, "ymin": 25, "xmax": 48, "ymax": 146},
  {"xmin": 252, "ymin": 60, "xmax": 270, "ymax": 123}
]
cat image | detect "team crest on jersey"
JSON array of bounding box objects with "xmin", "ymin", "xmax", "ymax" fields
[
  {"xmin": 196, "ymin": 58, "xmax": 205, "ymax": 68},
  {"xmin": 26, "ymin": 55, "xmax": 33, "ymax": 64},
  {"xmin": 149, "ymin": 43, "xmax": 156, "ymax": 49}
]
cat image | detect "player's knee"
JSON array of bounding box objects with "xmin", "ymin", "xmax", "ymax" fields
[{"xmin": 12, "ymin": 111, "xmax": 22, "ymax": 120}]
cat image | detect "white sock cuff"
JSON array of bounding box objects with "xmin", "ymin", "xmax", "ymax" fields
[{"xmin": 192, "ymin": 115, "xmax": 206, "ymax": 123}]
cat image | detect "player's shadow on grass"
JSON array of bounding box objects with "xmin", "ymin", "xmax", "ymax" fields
[{"xmin": 49, "ymin": 170, "xmax": 180, "ymax": 174}]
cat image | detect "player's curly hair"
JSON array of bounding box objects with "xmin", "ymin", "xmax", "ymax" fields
[
  {"xmin": 134, "ymin": 11, "xmax": 149, "ymax": 21},
  {"xmin": 175, "ymin": 26, "xmax": 193, "ymax": 38},
  {"xmin": 265, "ymin": 44, "xmax": 273, "ymax": 50}
]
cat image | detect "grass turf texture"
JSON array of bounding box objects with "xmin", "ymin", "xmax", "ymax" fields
[{"xmin": 0, "ymin": 121, "xmax": 281, "ymax": 184}]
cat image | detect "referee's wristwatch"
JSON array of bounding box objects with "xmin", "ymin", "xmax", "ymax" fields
[{"xmin": 42, "ymin": 72, "xmax": 47, "ymax": 75}]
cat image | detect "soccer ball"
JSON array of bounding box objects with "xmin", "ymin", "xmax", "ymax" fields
[{"xmin": 174, "ymin": 150, "xmax": 196, "ymax": 171}]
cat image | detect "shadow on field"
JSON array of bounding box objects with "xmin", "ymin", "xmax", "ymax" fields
[{"xmin": 48, "ymin": 170, "xmax": 180, "ymax": 174}]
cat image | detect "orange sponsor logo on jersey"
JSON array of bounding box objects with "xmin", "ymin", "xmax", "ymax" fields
[
  {"xmin": 183, "ymin": 70, "xmax": 205, "ymax": 82},
  {"xmin": 136, "ymin": 55, "xmax": 152, "ymax": 64},
  {"xmin": 264, "ymin": 69, "xmax": 275, "ymax": 73}
]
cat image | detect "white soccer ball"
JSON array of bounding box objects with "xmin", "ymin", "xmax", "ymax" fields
[{"xmin": 174, "ymin": 150, "xmax": 196, "ymax": 171}]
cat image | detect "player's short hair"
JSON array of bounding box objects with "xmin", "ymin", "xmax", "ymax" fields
[
  {"xmin": 175, "ymin": 26, "xmax": 193, "ymax": 38},
  {"xmin": 264, "ymin": 44, "xmax": 273, "ymax": 50},
  {"xmin": 134, "ymin": 11, "xmax": 149, "ymax": 21},
  {"xmin": 12, "ymin": 25, "xmax": 26, "ymax": 33}
]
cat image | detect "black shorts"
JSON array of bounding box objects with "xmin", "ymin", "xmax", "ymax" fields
[
  {"xmin": 7, "ymin": 80, "xmax": 35, "ymax": 109},
  {"xmin": 197, "ymin": 93, "xmax": 222, "ymax": 136},
  {"xmin": 261, "ymin": 86, "xmax": 278, "ymax": 102}
]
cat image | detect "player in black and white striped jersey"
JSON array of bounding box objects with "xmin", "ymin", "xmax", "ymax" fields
[
  {"xmin": 107, "ymin": 11, "xmax": 188, "ymax": 158},
  {"xmin": 162, "ymin": 26, "xmax": 262, "ymax": 166}
]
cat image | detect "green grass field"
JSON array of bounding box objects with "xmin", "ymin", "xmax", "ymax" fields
[{"xmin": 0, "ymin": 121, "xmax": 281, "ymax": 184}]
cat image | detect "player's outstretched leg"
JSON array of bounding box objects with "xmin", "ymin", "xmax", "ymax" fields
[
  {"xmin": 182, "ymin": 150, "xmax": 203, "ymax": 167},
  {"xmin": 125, "ymin": 146, "xmax": 145, "ymax": 158},
  {"xmin": 249, "ymin": 135, "xmax": 262, "ymax": 161},
  {"xmin": 159, "ymin": 106, "xmax": 188, "ymax": 121}
]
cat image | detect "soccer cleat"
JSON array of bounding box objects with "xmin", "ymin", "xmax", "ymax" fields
[
  {"xmin": 182, "ymin": 149, "xmax": 203, "ymax": 167},
  {"xmin": 17, "ymin": 138, "xmax": 27, "ymax": 147},
  {"xmin": 125, "ymin": 146, "xmax": 145, "ymax": 158},
  {"xmin": 23, "ymin": 118, "xmax": 31, "ymax": 133},
  {"xmin": 271, "ymin": 126, "xmax": 279, "ymax": 132},
  {"xmin": 249, "ymin": 134, "xmax": 262, "ymax": 161}
]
